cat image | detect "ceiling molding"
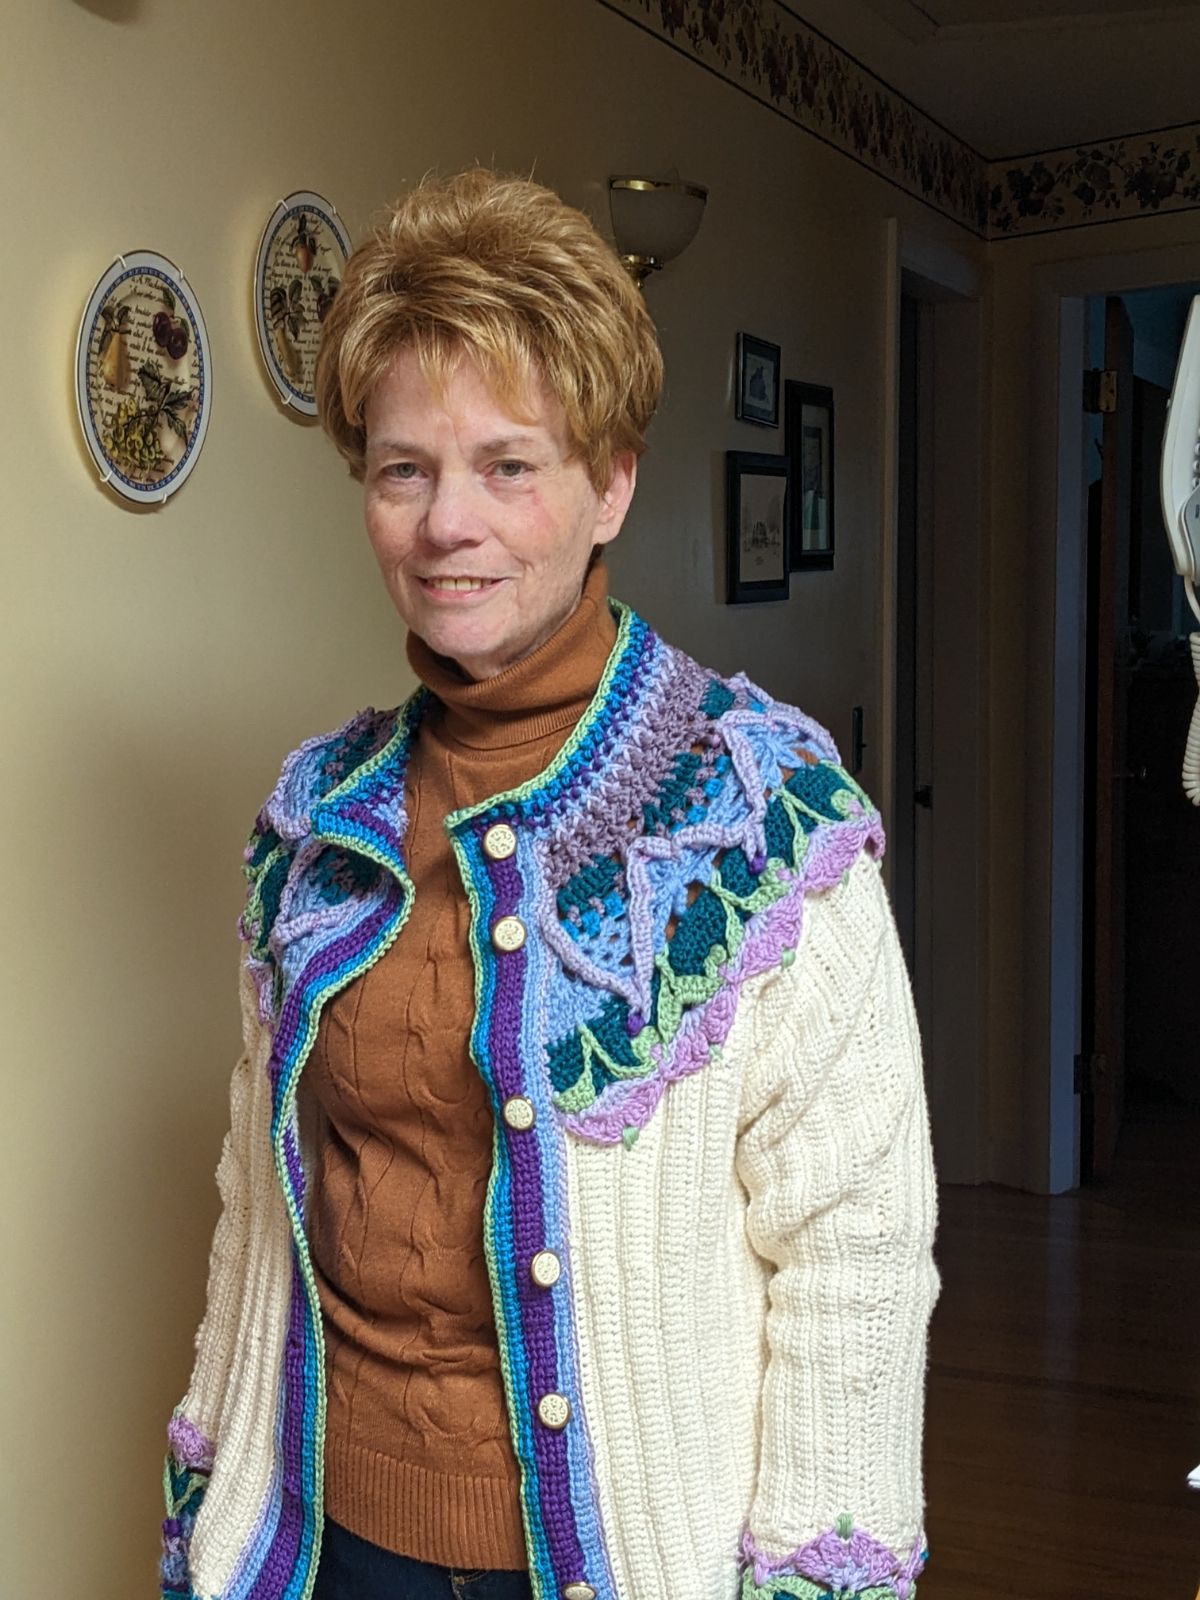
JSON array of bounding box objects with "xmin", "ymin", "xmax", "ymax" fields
[
  {"xmin": 858, "ymin": 0, "xmax": 1197, "ymax": 38},
  {"xmin": 935, "ymin": 7, "xmax": 1198, "ymax": 40},
  {"xmin": 853, "ymin": 0, "xmax": 938, "ymax": 41}
]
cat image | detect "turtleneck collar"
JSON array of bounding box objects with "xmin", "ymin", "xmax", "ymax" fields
[{"xmin": 405, "ymin": 559, "xmax": 617, "ymax": 752}]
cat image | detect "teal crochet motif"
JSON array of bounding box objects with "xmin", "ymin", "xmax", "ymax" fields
[
  {"xmin": 160, "ymin": 1459, "xmax": 207, "ymax": 1596},
  {"xmin": 309, "ymin": 846, "xmax": 379, "ymax": 906},
  {"xmin": 543, "ymin": 747, "xmax": 873, "ymax": 1120}
]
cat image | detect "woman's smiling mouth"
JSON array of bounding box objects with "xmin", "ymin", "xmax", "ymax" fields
[{"xmin": 419, "ymin": 575, "xmax": 504, "ymax": 594}]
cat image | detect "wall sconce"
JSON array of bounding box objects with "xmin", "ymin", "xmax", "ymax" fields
[{"xmin": 609, "ymin": 175, "xmax": 708, "ymax": 289}]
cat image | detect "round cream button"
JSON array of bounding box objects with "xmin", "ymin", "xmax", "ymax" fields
[
  {"xmin": 530, "ymin": 1250, "xmax": 561, "ymax": 1288},
  {"xmin": 502, "ymin": 1095, "xmax": 536, "ymax": 1131},
  {"xmin": 491, "ymin": 915, "xmax": 527, "ymax": 953},
  {"xmin": 483, "ymin": 823, "xmax": 517, "ymax": 861},
  {"xmin": 563, "ymin": 1585, "xmax": 597, "ymax": 1600},
  {"xmin": 536, "ymin": 1392, "xmax": 571, "ymax": 1430}
]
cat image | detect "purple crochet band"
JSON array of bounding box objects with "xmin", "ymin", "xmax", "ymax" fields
[
  {"xmin": 167, "ymin": 1413, "xmax": 215, "ymax": 1473},
  {"xmin": 487, "ymin": 850, "xmax": 589, "ymax": 1582},
  {"xmin": 741, "ymin": 1524, "xmax": 926, "ymax": 1598}
]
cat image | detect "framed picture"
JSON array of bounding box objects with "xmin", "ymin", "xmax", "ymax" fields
[
  {"xmin": 785, "ymin": 380, "xmax": 835, "ymax": 570},
  {"xmin": 735, "ymin": 332, "xmax": 781, "ymax": 427},
  {"xmin": 726, "ymin": 451, "xmax": 790, "ymax": 603}
]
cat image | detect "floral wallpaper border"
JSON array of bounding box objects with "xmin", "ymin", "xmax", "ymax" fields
[
  {"xmin": 988, "ymin": 126, "xmax": 1200, "ymax": 237},
  {"xmin": 596, "ymin": 0, "xmax": 1200, "ymax": 242}
]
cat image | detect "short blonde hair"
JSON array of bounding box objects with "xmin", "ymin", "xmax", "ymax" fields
[{"xmin": 315, "ymin": 168, "xmax": 665, "ymax": 491}]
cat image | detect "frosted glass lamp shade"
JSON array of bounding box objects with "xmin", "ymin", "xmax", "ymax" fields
[{"xmin": 609, "ymin": 176, "xmax": 707, "ymax": 286}]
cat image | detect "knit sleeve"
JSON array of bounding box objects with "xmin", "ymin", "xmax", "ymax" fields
[
  {"xmin": 160, "ymin": 941, "xmax": 286, "ymax": 1596},
  {"xmin": 733, "ymin": 852, "xmax": 939, "ymax": 1599}
]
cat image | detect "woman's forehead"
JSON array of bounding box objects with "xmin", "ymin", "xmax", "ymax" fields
[{"xmin": 366, "ymin": 346, "xmax": 570, "ymax": 449}]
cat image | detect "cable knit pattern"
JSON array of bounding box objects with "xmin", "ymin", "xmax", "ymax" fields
[{"xmin": 161, "ymin": 597, "xmax": 938, "ymax": 1600}]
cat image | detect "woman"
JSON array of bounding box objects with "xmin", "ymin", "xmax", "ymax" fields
[{"xmin": 160, "ymin": 169, "xmax": 939, "ymax": 1600}]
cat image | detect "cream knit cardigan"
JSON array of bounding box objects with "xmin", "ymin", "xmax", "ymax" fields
[
  {"xmin": 565, "ymin": 851, "xmax": 938, "ymax": 1597},
  {"xmin": 161, "ymin": 606, "xmax": 939, "ymax": 1600}
]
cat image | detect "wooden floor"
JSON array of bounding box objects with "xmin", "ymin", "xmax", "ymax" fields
[{"xmin": 922, "ymin": 1094, "xmax": 1200, "ymax": 1599}]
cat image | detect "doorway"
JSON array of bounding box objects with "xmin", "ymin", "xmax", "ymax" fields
[
  {"xmin": 1079, "ymin": 284, "xmax": 1200, "ymax": 1181},
  {"xmin": 883, "ymin": 223, "xmax": 988, "ymax": 1186},
  {"xmin": 1035, "ymin": 249, "xmax": 1200, "ymax": 1194}
]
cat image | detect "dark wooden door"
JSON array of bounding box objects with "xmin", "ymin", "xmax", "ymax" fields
[{"xmin": 1083, "ymin": 297, "xmax": 1134, "ymax": 1179}]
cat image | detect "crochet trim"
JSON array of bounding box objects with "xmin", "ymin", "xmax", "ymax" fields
[
  {"xmin": 166, "ymin": 1413, "xmax": 215, "ymax": 1473},
  {"xmin": 160, "ymin": 1449, "xmax": 210, "ymax": 1597},
  {"xmin": 561, "ymin": 808, "xmax": 880, "ymax": 1144},
  {"xmin": 207, "ymin": 741, "xmax": 421, "ymax": 1597},
  {"xmin": 447, "ymin": 823, "xmax": 616, "ymax": 1600},
  {"xmin": 740, "ymin": 1521, "xmax": 927, "ymax": 1599}
]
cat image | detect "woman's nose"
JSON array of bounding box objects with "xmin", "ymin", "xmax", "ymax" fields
[{"xmin": 422, "ymin": 474, "xmax": 481, "ymax": 546}]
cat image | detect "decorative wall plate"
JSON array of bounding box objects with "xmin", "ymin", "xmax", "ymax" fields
[
  {"xmin": 254, "ymin": 192, "xmax": 351, "ymax": 415},
  {"xmin": 76, "ymin": 251, "xmax": 211, "ymax": 505}
]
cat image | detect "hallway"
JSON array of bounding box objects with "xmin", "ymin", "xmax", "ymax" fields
[{"xmin": 923, "ymin": 1095, "xmax": 1200, "ymax": 1598}]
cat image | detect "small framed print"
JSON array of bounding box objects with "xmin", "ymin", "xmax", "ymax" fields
[
  {"xmin": 785, "ymin": 380, "xmax": 835, "ymax": 570},
  {"xmin": 735, "ymin": 332, "xmax": 781, "ymax": 428},
  {"xmin": 726, "ymin": 451, "xmax": 790, "ymax": 603}
]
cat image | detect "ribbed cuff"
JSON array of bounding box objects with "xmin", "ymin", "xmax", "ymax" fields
[{"xmin": 324, "ymin": 1433, "xmax": 529, "ymax": 1571}]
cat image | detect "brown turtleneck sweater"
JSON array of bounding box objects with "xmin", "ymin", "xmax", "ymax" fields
[{"xmin": 305, "ymin": 561, "xmax": 616, "ymax": 1569}]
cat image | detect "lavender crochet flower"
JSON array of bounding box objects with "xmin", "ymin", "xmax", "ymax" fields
[{"xmin": 741, "ymin": 1518, "xmax": 927, "ymax": 1598}]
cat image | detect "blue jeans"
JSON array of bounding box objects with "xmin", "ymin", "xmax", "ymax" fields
[{"xmin": 313, "ymin": 1517, "xmax": 535, "ymax": 1600}]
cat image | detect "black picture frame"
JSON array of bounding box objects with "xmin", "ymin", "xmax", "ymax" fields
[
  {"xmin": 784, "ymin": 380, "xmax": 835, "ymax": 571},
  {"xmin": 735, "ymin": 332, "xmax": 781, "ymax": 427},
  {"xmin": 726, "ymin": 450, "xmax": 790, "ymax": 604}
]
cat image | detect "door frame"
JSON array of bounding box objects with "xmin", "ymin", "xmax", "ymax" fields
[
  {"xmin": 882, "ymin": 219, "xmax": 989, "ymax": 1185},
  {"xmin": 1031, "ymin": 241, "xmax": 1200, "ymax": 1194}
]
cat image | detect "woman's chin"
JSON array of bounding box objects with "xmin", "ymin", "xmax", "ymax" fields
[{"xmin": 415, "ymin": 615, "xmax": 510, "ymax": 677}]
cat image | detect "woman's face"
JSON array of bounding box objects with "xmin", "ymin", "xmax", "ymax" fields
[{"xmin": 362, "ymin": 348, "xmax": 636, "ymax": 680}]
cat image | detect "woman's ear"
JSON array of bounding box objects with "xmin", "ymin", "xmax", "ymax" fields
[{"xmin": 593, "ymin": 451, "xmax": 638, "ymax": 548}]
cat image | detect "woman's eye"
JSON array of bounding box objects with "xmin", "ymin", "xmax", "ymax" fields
[
  {"xmin": 386, "ymin": 462, "xmax": 421, "ymax": 480},
  {"xmin": 494, "ymin": 459, "xmax": 530, "ymax": 479}
]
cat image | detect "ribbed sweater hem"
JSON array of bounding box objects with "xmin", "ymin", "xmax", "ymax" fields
[{"xmin": 323, "ymin": 1432, "xmax": 530, "ymax": 1571}]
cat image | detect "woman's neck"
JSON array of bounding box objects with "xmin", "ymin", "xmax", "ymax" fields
[{"xmin": 405, "ymin": 559, "xmax": 616, "ymax": 751}]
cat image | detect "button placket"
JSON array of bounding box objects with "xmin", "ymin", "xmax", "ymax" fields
[{"xmin": 474, "ymin": 816, "xmax": 586, "ymax": 1584}]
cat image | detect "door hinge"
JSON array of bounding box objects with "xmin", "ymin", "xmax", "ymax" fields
[{"xmin": 1083, "ymin": 368, "xmax": 1118, "ymax": 414}]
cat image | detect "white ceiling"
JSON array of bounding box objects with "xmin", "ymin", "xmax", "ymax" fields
[{"xmin": 792, "ymin": 0, "xmax": 1200, "ymax": 155}]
